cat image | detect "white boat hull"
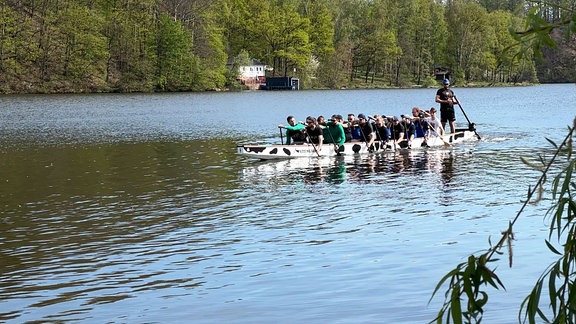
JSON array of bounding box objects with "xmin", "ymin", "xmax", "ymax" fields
[{"xmin": 238, "ymin": 130, "xmax": 477, "ymax": 160}]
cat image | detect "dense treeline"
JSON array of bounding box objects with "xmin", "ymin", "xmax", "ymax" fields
[{"xmin": 0, "ymin": 0, "xmax": 574, "ymax": 93}]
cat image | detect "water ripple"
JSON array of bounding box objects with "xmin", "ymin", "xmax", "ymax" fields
[{"xmin": 2, "ymin": 88, "xmax": 573, "ymax": 323}]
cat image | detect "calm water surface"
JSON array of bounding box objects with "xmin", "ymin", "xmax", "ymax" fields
[{"xmin": 1, "ymin": 85, "xmax": 575, "ymax": 323}]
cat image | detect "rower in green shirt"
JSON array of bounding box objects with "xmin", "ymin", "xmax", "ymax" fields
[
  {"xmin": 323, "ymin": 114, "xmax": 346, "ymax": 147},
  {"xmin": 278, "ymin": 115, "xmax": 305, "ymax": 145}
]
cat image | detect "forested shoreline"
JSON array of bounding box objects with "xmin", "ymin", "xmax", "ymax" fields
[{"xmin": 0, "ymin": 0, "xmax": 574, "ymax": 94}]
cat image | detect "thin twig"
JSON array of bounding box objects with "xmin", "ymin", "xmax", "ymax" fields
[{"xmin": 487, "ymin": 122, "xmax": 576, "ymax": 261}]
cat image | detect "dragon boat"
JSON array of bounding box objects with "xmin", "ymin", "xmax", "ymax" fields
[{"xmin": 237, "ymin": 128, "xmax": 478, "ymax": 160}]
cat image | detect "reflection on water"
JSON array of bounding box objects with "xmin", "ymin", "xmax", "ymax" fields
[
  {"xmin": 0, "ymin": 133, "xmax": 550, "ymax": 324},
  {"xmin": 240, "ymin": 149, "xmax": 457, "ymax": 185},
  {"xmin": 1, "ymin": 87, "xmax": 572, "ymax": 323},
  {"xmin": 0, "ymin": 138, "xmax": 475, "ymax": 323},
  {"xmin": 0, "ymin": 139, "xmax": 243, "ymax": 322}
]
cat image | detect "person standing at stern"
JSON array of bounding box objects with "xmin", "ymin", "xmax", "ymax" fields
[{"xmin": 435, "ymin": 79, "xmax": 457, "ymax": 134}]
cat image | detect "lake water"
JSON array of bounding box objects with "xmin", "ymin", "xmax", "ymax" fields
[{"xmin": 1, "ymin": 84, "xmax": 575, "ymax": 323}]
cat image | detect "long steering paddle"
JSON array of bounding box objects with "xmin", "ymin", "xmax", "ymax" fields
[{"xmin": 453, "ymin": 95, "xmax": 481, "ymax": 140}]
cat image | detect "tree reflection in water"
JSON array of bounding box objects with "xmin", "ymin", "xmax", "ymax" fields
[{"xmin": 239, "ymin": 149, "xmax": 457, "ymax": 186}]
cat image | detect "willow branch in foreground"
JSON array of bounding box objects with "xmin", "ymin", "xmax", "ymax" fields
[{"xmin": 429, "ymin": 116, "xmax": 576, "ymax": 324}]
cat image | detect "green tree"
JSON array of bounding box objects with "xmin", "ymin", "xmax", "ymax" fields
[
  {"xmin": 534, "ymin": 29, "xmax": 576, "ymax": 82},
  {"xmin": 326, "ymin": 0, "xmax": 367, "ymax": 88},
  {"xmin": 224, "ymin": 49, "xmax": 251, "ymax": 89},
  {"xmin": 251, "ymin": 0, "xmax": 312, "ymax": 78},
  {"xmin": 298, "ymin": 0, "xmax": 335, "ymax": 88},
  {"xmin": 429, "ymin": 1, "xmax": 451, "ymax": 81},
  {"xmin": 185, "ymin": 0, "xmax": 228, "ymax": 90},
  {"xmin": 220, "ymin": 0, "xmax": 255, "ymax": 56},
  {"xmin": 483, "ymin": 10, "xmax": 536, "ymax": 83},
  {"xmin": 0, "ymin": 3, "xmax": 36, "ymax": 92},
  {"xmin": 1, "ymin": 0, "xmax": 575, "ymax": 93},
  {"xmin": 477, "ymin": 0, "xmax": 526, "ymax": 12},
  {"xmin": 351, "ymin": 0, "xmax": 402, "ymax": 85},
  {"xmin": 34, "ymin": 0, "xmax": 60, "ymax": 83},
  {"xmin": 395, "ymin": 0, "xmax": 447, "ymax": 85},
  {"xmin": 98, "ymin": 0, "xmax": 157, "ymax": 92},
  {"xmin": 157, "ymin": 0, "xmax": 228, "ymax": 90},
  {"xmin": 299, "ymin": 0, "xmax": 334, "ymax": 59},
  {"xmin": 58, "ymin": 2, "xmax": 108, "ymax": 89},
  {"xmin": 445, "ymin": 0, "xmax": 491, "ymax": 83},
  {"xmin": 155, "ymin": 13, "xmax": 200, "ymax": 91}
]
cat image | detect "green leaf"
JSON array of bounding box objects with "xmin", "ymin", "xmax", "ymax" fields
[
  {"xmin": 545, "ymin": 239, "xmax": 562, "ymax": 255},
  {"xmin": 450, "ymin": 286, "xmax": 463, "ymax": 324},
  {"xmin": 545, "ymin": 137, "xmax": 559, "ymax": 149},
  {"xmin": 430, "ymin": 267, "xmax": 461, "ymax": 303},
  {"xmin": 548, "ymin": 267, "xmax": 557, "ymax": 315}
]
